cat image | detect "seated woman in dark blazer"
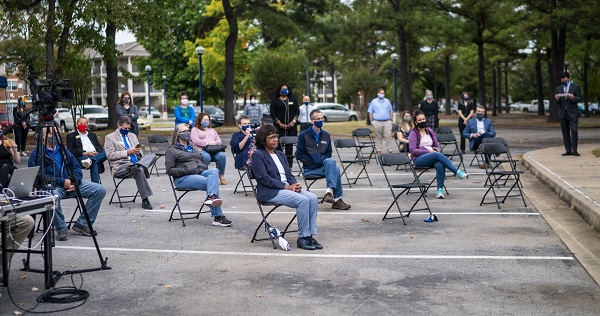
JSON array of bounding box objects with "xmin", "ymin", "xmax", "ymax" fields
[{"xmin": 250, "ymin": 124, "xmax": 321, "ymax": 251}]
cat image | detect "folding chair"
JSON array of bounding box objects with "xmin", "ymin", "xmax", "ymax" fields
[
  {"xmin": 108, "ymin": 161, "xmax": 140, "ymax": 208},
  {"xmin": 412, "ymin": 166, "xmax": 449, "ymax": 196},
  {"xmin": 333, "ymin": 138, "xmax": 372, "ymax": 187},
  {"xmin": 147, "ymin": 135, "xmax": 170, "ymax": 176},
  {"xmin": 247, "ymin": 170, "xmax": 298, "ymax": 249},
  {"xmin": 168, "ymin": 175, "xmax": 210, "ymax": 226},
  {"xmin": 279, "ymin": 136, "xmax": 302, "ymax": 176},
  {"xmin": 379, "ymin": 153, "xmax": 433, "ymax": 224},
  {"xmin": 352, "ymin": 128, "xmax": 377, "ymax": 164},
  {"xmin": 478, "ymin": 143, "xmax": 527, "ymax": 209},
  {"xmin": 435, "ymin": 132, "xmax": 467, "ymax": 172}
]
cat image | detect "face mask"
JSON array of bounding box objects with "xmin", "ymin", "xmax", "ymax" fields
[
  {"xmin": 181, "ymin": 99, "xmax": 189, "ymax": 106},
  {"xmin": 123, "ymin": 97, "xmax": 130, "ymax": 104},
  {"xmin": 241, "ymin": 125, "xmax": 250, "ymax": 131},
  {"xmin": 416, "ymin": 121, "xmax": 427, "ymax": 129},
  {"xmin": 281, "ymin": 89, "xmax": 289, "ymax": 95},
  {"xmin": 46, "ymin": 136, "xmax": 57, "ymax": 147},
  {"xmin": 313, "ymin": 120, "xmax": 324, "ymax": 129},
  {"xmin": 119, "ymin": 128, "xmax": 129, "ymax": 136},
  {"xmin": 19, "ymin": 101, "xmax": 25, "ymax": 107},
  {"xmin": 563, "ymin": 81, "xmax": 569, "ymax": 87},
  {"xmin": 463, "ymin": 96, "xmax": 469, "ymax": 101},
  {"xmin": 77, "ymin": 124, "xmax": 87, "ymax": 133},
  {"xmin": 179, "ymin": 131, "xmax": 191, "ymax": 143},
  {"xmin": 201, "ymin": 121, "xmax": 210, "ymax": 128},
  {"xmin": 403, "ymin": 117, "xmax": 411, "ymax": 123},
  {"xmin": 476, "ymin": 113, "xmax": 484, "ymax": 120},
  {"xmin": 304, "ymin": 102, "xmax": 310, "ymax": 106},
  {"xmin": 426, "ymin": 96, "xmax": 432, "ymax": 100},
  {"xmin": 250, "ymin": 100, "xmax": 256, "ymax": 105},
  {"xmin": 378, "ymin": 93, "xmax": 385, "ymax": 99}
]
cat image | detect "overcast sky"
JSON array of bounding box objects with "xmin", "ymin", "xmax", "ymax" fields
[{"xmin": 116, "ymin": 29, "xmax": 136, "ymax": 44}]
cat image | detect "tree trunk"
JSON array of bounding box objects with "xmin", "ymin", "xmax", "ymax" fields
[
  {"xmin": 105, "ymin": 19, "xmax": 118, "ymax": 130},
  {"xmin": 491, "ymin": 65, "xmax": 497, "ymax": 116},
  {"xmin": 476, "ymin": 41, "xmax": 486, "ymax": 115},
  {"xmin": 222, "ymin": 0, "xmax": 237, "ymax": 126},
  {"xmin": 504, "ymin": 60, "xmax": 510, "ymax": 113},
  {"xmin": 444, "ymin": 55, "xmax": 451, "ymax": 115},
  {"xmin": 497, "ymin": 62, "xmax": 502, "ymax": 114},
  {"xmin": 583, "ymin": 34, "xmax": 591, "ymax": 117},
  {"xmin": 54, "ymin": 0, "xmax": 76, "ymax": 80},
  {"xmin": 397, "ymin": 25, "xmax": 411, "ymax": 112},
  {"xmin": 535, "ymin": 47, "xmax": 545, "ymax": 116},
  {"xmin": 45, "ymin": 0, "xmax": 56, "ymax": 79},
  {"xmin": 548, "ymin": 0, "xmax": 566, "ymax": 123}
]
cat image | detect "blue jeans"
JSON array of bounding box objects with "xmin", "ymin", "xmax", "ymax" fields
[
  {"xmin": 200, "ymin": 150, "xmax": 227, "ymax": 176},
  {"xmin": 413, "ymin": 152, "xmax": 458, "ymax": 189},
  {"xmin": 78, "ymin": 152, "xmax": 107, "ymax": 184},
  {"xmin": 304, "ymin": 158, "xmax": 344, "ymax": 199},
  {"xmin": 52, "ymin": 181, "xmax": 106, "ymax": 231},
  {"xmin": 267, "ymin": 189, "xmax": 318, "ymax": 238},
  {"xmin": 173, "ymin": 168, "xmax": 222, "ymax": 217}
]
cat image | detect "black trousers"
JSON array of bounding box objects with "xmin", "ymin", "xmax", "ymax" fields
[
  {"xmin": 560, "ymin": 116, "xmax": 578, "ymax": 154},
  {"xmin": 14, "ymin": 126, "xmax": 29, "ymax": 152},
  {"xmin": 458, "ymin": 121, "xmax": 467, "ymax": 151}
]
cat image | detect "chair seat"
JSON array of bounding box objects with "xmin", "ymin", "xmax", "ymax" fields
[
  {"xmin": 304, "ymin": 174, "xmax": 326, "ymax": 180},
  {"xmin": 489, "ymin": 170, "xmax": 523, "ymax": 176},
  {"xmin": 340, "ymin": 159, "xmax": 369, "ymax": 164},
  {"xmin": 390, "ymin": 182, "xmax": 427, "ymax": 189},
  {"xmin": 260, "ymin": 202, "xmax": 281, "ymax": 207}
]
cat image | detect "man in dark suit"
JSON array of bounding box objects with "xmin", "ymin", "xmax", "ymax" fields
[
  {"xmin": 555, "ymin": 71, "xmax": 582, "ymax": 156},
  {"xmin": 462, "ymin": 105, "xmax": 496, "ymax": 169},
  {"xmin": 66, "ymin": 117, "xmax": 106, "ymax": 183}
]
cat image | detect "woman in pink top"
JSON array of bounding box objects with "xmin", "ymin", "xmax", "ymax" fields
[{"xmin": 191, "ymin": 113, "xmax": 227, "ymax": 185}]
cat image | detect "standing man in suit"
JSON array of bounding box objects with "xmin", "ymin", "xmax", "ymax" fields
[
  {"xmin": 555, "ymin": 71, "xmax": 582, "ymax": 156},
  {"xmin": 462, "ymin": 105, "xmax": 496, "ymax": 169},
  {"xmin": 105, "ymin": 116, "xmax": 157, "ymax": 210},
  {"xmin": 66, "ymin": 117, "xmax": 106, "ymax": 183}
]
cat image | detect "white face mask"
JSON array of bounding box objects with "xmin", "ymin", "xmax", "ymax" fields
[
  {"xmin": 250, "ymin": 100, "xmax": 256, "ymax": 105},
  {"xmin": 181, "ymin": 99, "xmax": 189, "ymax": 106},
  {"xmin": 378, "ymin": 93, "xmax": 385, "ymax": 99}
]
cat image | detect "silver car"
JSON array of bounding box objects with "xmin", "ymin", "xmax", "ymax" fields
[{"xmin": 313, "ymin": 103, "xmax": 359, "ymax": 122}]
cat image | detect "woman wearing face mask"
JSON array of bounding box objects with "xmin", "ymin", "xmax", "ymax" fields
[
  {"xmin": 409, "ymin": 110, "xmax": 468, "ymax": 199},
  {"xmin": 419, "ymin": 89, "xmax": 439, "ymax": 130},
  {"xmin": 12, "ymin": 96, "xmax": 30, "ymax": 157},
  {"xmin": 116, "ymin": 92, "xmax": 140, "ymax": 135},
  {"xmin": 191, "ymin": 113, "xmax": 227, "ymax": 185},
  {"xmin": 395, "ymin": 110, "xmax": 413, "ymax": 152},
  {"xmin": 0, "ymin": 128, "xmax": 20, "ymax": 188},
  {"xmin": 165, "ymin": 123, "xmax": 232, "ymax": 227},
  {"xmin": 457, "ymin": 91, "xmax": 475, "ymax": 154},
  {"xmin": 174, "ymin": 92, "xmax": 195, "ymax": 126},
  {"xmin": 270, "ymin": 84, "xmax": 299, "ymax": 166}
]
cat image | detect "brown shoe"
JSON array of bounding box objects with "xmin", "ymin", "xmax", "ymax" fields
[
  {"xmin": 479, "ymin": 163, "xmax": 490, "ymax": 169},
  {"xmin": 332, "ymin": 198, "xmax": 351, "ymax": 210},
  {"xmin": 323, "ymin": 192, "xmax": 334, "ymax": 203},
  {"xmin": 220, "ymin": 177, "xmax": 227, "ymax": 185}
]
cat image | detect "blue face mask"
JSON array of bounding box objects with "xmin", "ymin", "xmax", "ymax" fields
[
  {"xmin": 281, "ymin": 89, "xmax": 289, "ymax": 95},
  {"xmin": 313, "ymin": 120, "xmax": 324, "ymax": 129},
  {"xmin": 304, "ymin": 102, "xmax": 309, "ymax": 105},
  {"xmin": 241, "ymin": 125, "xmax": 250, "ymax": 131},
  {"xmin": 563, "ymin": 81, "xmax": 569, "ymax": 87},
  {"xmin": 19, "ymin": 101, "xmax": 25, "ymax": 107},
  {"xmin": 119, "ymin": 128, "xmax": 129, "ymax": 136},
  {"xmin": 179, "ymin": 131, "xmax": 191, "ymax": 143},
  {"xmin": 463, "ymin": 96, "xmax": 469, "ymax": 101},
  {"xmin": 201, "ymin": 121, "xmax": 210, "ymax": 128},
  {"xmin": 476, "ymin": 113, "xmax": 484, "ymax": 120}
]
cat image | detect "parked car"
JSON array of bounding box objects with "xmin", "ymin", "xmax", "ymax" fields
[
  {"xmin": 313, "ymin": 103, "xmax": 359, "ymax": 122},
  {"xmin": 195, "ymin": 105, "xmax": 225, "ymax": 127},
  {"xmin": 0, "ymin": 111, "xmax": 14, "ymax": 129},
  {"xmin": 139, "ymin": 107, "xmax": 161, "ymax": 118},
  {"xmin": 64, "ymin": 105, "xmax": 109, "ymax": 131},
  {"xmin": 438, "ymin": 102, "xmax": 458, "ymax": 114},
  {"xmin": 137, "ymin": 116, "xmax": 149, "ymax": 130},
  {"xmin": 235, "ymin": 103, "xmax": 272, "ymax": 124},
  {"xmin": 510, "ymin": 102, "xmax": 525, "ymax": 111},
  {"xmin": 578, "ymin": 103, "xmax": 599, "ymax": 115},
  {"xmin": 522, "ymin": 100, "xmax": 549, "ymax": 113}
]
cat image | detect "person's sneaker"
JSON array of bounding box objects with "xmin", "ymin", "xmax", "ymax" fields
[
  {"xmin": 332, "ymin": 198, "xmax": 351, "ymax": 210},
  {"xmin": 56, "ymin": 228, "xmax": 69, "ymax": 241},
  {"xmin": 213, "ymin": 215, "xmax": 232, "ymax": 227},
  {"xmin": 323, "ymin": 192, "xmax": 334, "ymax": 203},
  {"xmin": 436, "ymin": 188, "xmax": 445, "ymax": 199},
  {"xmin": 72, "ymin": 223, "xmax": 97, "ymax": 237},
  {"xmin": 21, "ymin": 151, "xmax": 27, "ymax": 157},
  {"xmin": 204, "ymin": 194, "xmax": 223, "ymax": 207},
  {"xmin": 456, "ymin": 170, "xmax": 468, "ymax": 180},
  {"xmin": 80, "ymin": 158, "xmax": 92, "ymax": 169}
]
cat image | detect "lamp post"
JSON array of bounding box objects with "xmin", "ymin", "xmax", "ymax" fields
[
  {"xmin": 162, "ymin": 75, "xmax": 167, "ymax": 113},
  {"xmin": 145, "ymin": 65, "xmax": 152, "ymax": 117},
  {"xmin": 195, "ymin": 46, "xmax": 205, "ymax": 113},
  {"xmin": 391, "ymin": 53, "xmax": 398, "ymax": 111},
  {"xmin": 120, "ymin": 84, "xmax": 125, "ymax": 93}
]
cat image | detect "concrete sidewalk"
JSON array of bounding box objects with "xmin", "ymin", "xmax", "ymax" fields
[{"xmin": 522, "ymin": 143, "xmax": 600, "ymax": 283}]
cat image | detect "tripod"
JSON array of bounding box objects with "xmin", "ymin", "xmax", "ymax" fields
[{"xmin": 21, "ymin": 110, "xmax": 111, "ymax": 288}]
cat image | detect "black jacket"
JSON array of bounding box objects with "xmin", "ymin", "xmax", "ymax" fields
[
  {"xmin": 66, "ymin": 131, "xmax": 104, "ymax": 157},
  {"xmin": 164, "ymin": 144, "xmax": 208, "ymax": 178}
]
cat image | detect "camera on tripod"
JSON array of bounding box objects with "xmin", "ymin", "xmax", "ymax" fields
[{"xmin": 28, "ymin": 75, "xmax": 74, "ymax": 120}]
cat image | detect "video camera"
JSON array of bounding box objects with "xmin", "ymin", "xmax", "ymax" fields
[{"xmin": 28, "ymin": 75, "xmax": 74, "ymax": 120}]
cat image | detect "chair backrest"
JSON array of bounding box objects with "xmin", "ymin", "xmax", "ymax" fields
[
  {"xmin": 435, "ymin": 127, "xmax": 453, "ymax": 134},
  {"xmin": 148, "ymin": 135, "xmax": 169, "ymax": 143},
  {"xmin": 479, "ymin": 142, "xmax": 508, "ymax": 155},
  {"xmin": 482, "ymin": 137, "xmax": 507, "ymax": 146},
  {"xmin": 352, "ymin": 128, "xmax": 372, "ymax": 137},
  {"xmin": 279, "ymin": 136, "xmax": 298, "ymax": 145},
  {"xmin": 334, "ymin": 138, "xmax": 357, "ymax": 149},
  {"xmin": 435, "ymin": 133, "xmax": 457, "ymax": 143},
  {"xmin": 379, "ymin": 152, "xmax": 412, "ymax": 167}
]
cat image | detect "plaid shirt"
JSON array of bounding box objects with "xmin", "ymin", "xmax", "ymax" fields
[{"xmin": 243, "ymin": 104, "xmax": 263, "ymax": 126}]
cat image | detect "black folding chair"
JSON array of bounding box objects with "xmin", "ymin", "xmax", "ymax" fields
[
  {"xmin": 231, "ymin": 149, "xmax": 253, "ymax": 196},
  {"xmin": 352, "ymin": 128, "xmax": 377, "ymax": 164},
  {"xmin": 478, "ymin": 143, "xmax": 527, "ymax": 209},
  {"xmin": 247, "ymin": 170, "xmax": 297, "ymax": 249},
  {"xmin": 108, "ymin": 161, "xmax": 140, "ymax": 208},
  {"xmin": 168, "ymin": 175, "xmax": 210, "ymax": 226},
  {"xmin": 147, "ymin": 135, "xmax": 169, "ymax": 176},
  {"xmin": 333, "ymin": 138, "xmax": 372, "ymax": 187},
  {"xmin": 279, "ymin": 136, "xmax": 302, "ymax": 176},
  {"xmin": 379, "ymin": 153, "xmax": 433, "ymax": 224},
  {"xmin": 435, "ymin": 132, "xmax": 467, "ymax": 172}
]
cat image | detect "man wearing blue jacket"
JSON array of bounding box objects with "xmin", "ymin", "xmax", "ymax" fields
[
  {"xmin": 29, "ymin": 127, "xmax": 106, "ymax": 241},
  {"xmin": 296, "ymin": 109, "xmax": 351, "ymax": 210},
  {"xmin": 462, "ymin": 105, "xmax": 496, "ymax": 168},
  {"xmin": 174, "ymin": 92, "xmax": 196, "ymax": 126}
]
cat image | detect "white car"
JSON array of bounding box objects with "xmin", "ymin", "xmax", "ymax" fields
[
  {"xmin": 65, "ymin": 105, "xmax": 109, "ymax": 130},
  {"xmin": 55, "ymin": 107, "xmax": 73, "ymax": 132},
  {"xmin": 139, "ymin": 107, "xmax": 161, "ymax": 118},
  {"xmin": 313, "ymin": 103, "xmax": 359, "ymax": 121}
]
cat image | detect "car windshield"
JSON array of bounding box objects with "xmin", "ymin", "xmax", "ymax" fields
[{"xmin": 83, "ymin": 107, "xmax": 108, "ymax": 114}]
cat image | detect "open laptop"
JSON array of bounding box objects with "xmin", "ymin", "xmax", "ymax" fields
[{"xmin": 7, "ymin": 167, "xmax": 40, "ymax": 198}]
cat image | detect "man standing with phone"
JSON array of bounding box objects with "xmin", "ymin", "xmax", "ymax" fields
[{"xmin": 555, "ymin": 71, "xmax": 581, "ymax": 156}]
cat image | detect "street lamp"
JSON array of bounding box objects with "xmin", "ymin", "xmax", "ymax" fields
[
  {"xmin": 120, "ymin": 84, "xmax": 125, "ymax": 93},
  {"xmin": 162, "ymin": 75, "xmax": 167, "ymax": 114},
  {"xmin": 391, "ymin": 53, "xmax": 398, "ymax": 111},
  {"xmin": 145, "ymin": 65, "xmax": 152, "ymax": 116},
  {"xmin": 195, "ymin": 46, "xmax": 205, "ymax": 113}
]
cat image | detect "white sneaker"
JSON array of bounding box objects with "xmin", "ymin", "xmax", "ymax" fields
[
  {"xmin": 21, "ymin": 152, "xmax": 27, "ymax": 157},
  {"xmin": 436, "ymin": 188, "xmax": 445, "ymax": 199},
  {"xmin": 81, "ymin": 158, "xmax": 92, "ymax": 169}
]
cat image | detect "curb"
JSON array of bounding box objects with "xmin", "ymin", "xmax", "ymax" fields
[{"xmin": 522, "ymin": 152, "xmax": 600, "ymax": 232}]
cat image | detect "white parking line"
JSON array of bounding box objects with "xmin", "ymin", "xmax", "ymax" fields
[
  {"xmin": 55, "ymin": 246, "xmax": 573, "ymax": 260},
  {"xmin": 144, "ymin": 210, "xmax": 539, "ymax": 216}
]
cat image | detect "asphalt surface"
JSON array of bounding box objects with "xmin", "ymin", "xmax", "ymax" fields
[{"xmin": 1, "ymin": 125, "xmax": 599, "ymax": 315}]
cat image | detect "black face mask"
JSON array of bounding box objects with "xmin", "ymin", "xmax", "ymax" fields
[{"xmin": 416, "ymin": 121, "xmax": 427, "ymax": 129}]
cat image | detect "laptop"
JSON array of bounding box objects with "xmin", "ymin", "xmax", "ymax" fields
[{"xmin": 7, "ymin": 167, "xmax": 40, "ymax": 198}]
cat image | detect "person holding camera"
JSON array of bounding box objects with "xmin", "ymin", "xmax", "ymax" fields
[{"xmin": 12, "ymin": 96, "xmax": 30, "ymax": 157}]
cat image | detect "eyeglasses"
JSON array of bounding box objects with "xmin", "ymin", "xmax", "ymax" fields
[
  {"xmin": 312, "ymin": 117, "xmax": 324, "ymax": 121},
  {"xmin": 179, "ymin": 130, "xmax": 189, "ymax": 134},
  {"xmin": 267, "ymin": 135, "xmax": 279, "ymax": 140}
]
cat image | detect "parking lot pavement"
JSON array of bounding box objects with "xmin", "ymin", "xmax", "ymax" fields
[{"xmin": 2, "ymin": 140, "xmax": 600, "ymax": 315}]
